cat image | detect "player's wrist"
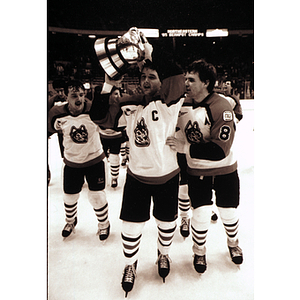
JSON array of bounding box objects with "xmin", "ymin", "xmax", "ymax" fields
[{"xmin": 101, "ymin": 82, "xmax": 113, "ymax": 94}]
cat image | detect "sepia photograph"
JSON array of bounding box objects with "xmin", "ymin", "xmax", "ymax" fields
[
  {"xmin": 47, "ymin": 1, "xmax": 254, "ymax": 299},
  {"xmin": 5, "ymin": 1, "xmax": 300, "ymax": 300}
]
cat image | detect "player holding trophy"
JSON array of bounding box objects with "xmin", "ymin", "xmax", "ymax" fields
[{"xmin": 90, "ymin": 27, "xmax": 186, "ymax": 297}]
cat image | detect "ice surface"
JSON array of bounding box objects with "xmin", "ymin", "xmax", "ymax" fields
[{"xmin": 48, "ymin": 101, "xmax": 254, "ymax": 300}]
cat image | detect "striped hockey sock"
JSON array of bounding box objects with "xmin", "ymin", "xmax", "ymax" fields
[
  {"xmin": 178, "ymin": 184, "xmax": 190, "ymax": 218},
  {"xmin": 64, "ymin": 202, "xmax": 77, "ymax": 223},
  {"xmin": 191, "ymin": 205, "xmax": 212, "ymax": 255},
  {"xmin": 156, "ymin": 220, "xmax": 177, "ymax": 255},
  {"xmin": 122, "ymin": 233, "xmax": 142, "ymax": 265},
  {"xmin": 122, "ymin": 221, "xmax": 145, "ymax": 265},
  {"xmin": 120, "ymin": 142, "xmax": 126, "ymax": 158},
  {"xmin": 63, "ymin": 193, "xmax": 79, "ymax": 223},
  {"xmin": 94, "ymin": 202, "xmax": 109, "ymax": 228},
  {"xmin": 218, "ymin": 207, "xmax": 240, "ymax": 247},
  {"xmin": 109, "ymin": 153, "xmax": 120, "ymax": 180}
]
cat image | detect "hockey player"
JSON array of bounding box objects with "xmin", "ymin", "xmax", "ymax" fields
[
  {"xmin": 178, "ymin": 90, "xmax": 243, "ymax": 238},
  {"xmin": 48, "ymin": 80, "xmax": 111, "ymax": 241},
  {"xmin": 96, "ymin": 86, "xmax": 124, "ymax": 188},
  {"xmin": 90, "ymin": 34, "xmax": 186, "ymax": 297},
  {"xmin": 166, "ymin": 59, "xmax": 243, "ymax": 274}
]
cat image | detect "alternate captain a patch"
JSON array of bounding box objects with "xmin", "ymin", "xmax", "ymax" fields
[{"xmin": 223, "ymin": 111, "xmax": 233, "ymax": 121}]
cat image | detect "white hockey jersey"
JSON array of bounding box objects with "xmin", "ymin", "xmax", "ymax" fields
[
  {"xmin": 119, "ymin": 89, "xmax": 185, "ymax": 184},
  {"xmin": 48, "ymin": 102, "xmax": 105, "ymax": 168}
]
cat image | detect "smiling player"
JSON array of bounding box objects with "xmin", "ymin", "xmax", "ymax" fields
[
  {"xmin": 48, "ymin": 80, "xmax": 111, "ymax": 241},
  {"xmin": 90, "ymin": 35, "xmax": 186, "ymax": 296}
]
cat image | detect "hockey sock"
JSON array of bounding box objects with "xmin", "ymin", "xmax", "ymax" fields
[
  {"xmin": 218, "ymin": 207, "xmax": 240, "ymax": 247},
  {"xmin": 156, "ymin": 220, "xmax": 177, "ymax": 255},
  {"xmin": 88, "ymin": 190, "xmax": 109, "ymax": 228},
  {"xmin": 122, "ymin": 221, "xmax": 145, "ymax": 266},
  {"xmin": 178, "ymin": 184, "xmax": 190, "ymax": 218},
  {"xmin": 120, "ymin": 142, "xmax": 126, "ymax": 158},
  {"xmin": 126, "ymin": 144, "xmax": 130, "ymax": 159},
  {"xmin": 63, "ymin": 193, "xmax": 79, "ymax": 223},
  {"xmin": 109, "ymin": 153, "xmax": 120, "ymax": 180},
  {"xmin": 191, "ymin": 205, "xmax": 212, "ymax": 256}
]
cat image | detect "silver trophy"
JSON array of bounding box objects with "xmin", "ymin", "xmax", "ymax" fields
[{"xmin": 94, "ymin": 27, "xmax": 146, "ymax": 79}]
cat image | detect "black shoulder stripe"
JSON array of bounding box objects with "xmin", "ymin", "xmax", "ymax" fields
[
  {"xmin": 182, "ymin": 102, "xmax": 193, "ymax": 107},
  {"xmin": 119, "ymin": 100, "xmax": 142, "ymax": 107},
  {"xmin": 166, "ymin": 95, "xmax": 185, "ymax": 107},
  {"xmin": 200, "ymin": 103, "xmax": 214, "ymax": 126}
]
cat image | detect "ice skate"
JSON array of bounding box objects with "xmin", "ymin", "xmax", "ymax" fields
[
  {"xmin": 180, "ymin": 217, "xmax": 190, "ymax": 238},
  {"xmin": 111, "ymin": 178, "xmax": 118, "ymax": 188},
  {"xmin": 156, "ymin": 250, "xmax": 171, "ymax": 283},
  {"xmin": 193, "ymin": 254, "xmax": 207, "ymax": 274},
  {"xmin": 121, "ymin": 260, "xmax": 137, "ymax": 298},
  {"xmin": 211, "ymin": 211, "xmax": 218, "ymax": 222},
  {"xmin": 97, "ymin": 223, "xmax": 110, "ymax": 241},
  {"xmin": 228, "ymin": 245, "xmax": 243, "ymax": 265},
  {"xmin": 62, "ymin": 217, "xmax": 77, "ymax": 238}
]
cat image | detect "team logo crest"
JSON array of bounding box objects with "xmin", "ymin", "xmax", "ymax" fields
[
  {"xmin": 185, "ymin": 120, "xmax": 204, "ymax": 144},
  {"xmin": 70, "ymin": 125, "xmax": 88, "ymax": 143},
  {"xmin": 134, "ymin": 117, "xmax": 150, "ymax": 147}
]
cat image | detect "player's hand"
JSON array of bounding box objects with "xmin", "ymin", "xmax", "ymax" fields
[
  {"xmin": 139, "ymin": 31, "xmax": 153, "ymax": 58},
  {"xmin": 137, "ymin": 30, "xmax": 153, "ymax": 71},
  {"xmin": 166, "ymin": 136, "xmax": 186, "ymax": 153}
]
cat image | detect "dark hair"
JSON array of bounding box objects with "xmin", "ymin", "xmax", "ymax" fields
[
  {"xmin": 52, "ymin": 79, "xmax": 66, "ymax": 90},
  {"xmin": 139, "ymin": 59, "xmax": 161, "ymax": 82},
  {"xmin": 186, "ymin": 59, "xmax": 217, "ymax": 93},
  {"xmin": 64, "ymin": 80, "xmax": 85, "ymax": 96}
]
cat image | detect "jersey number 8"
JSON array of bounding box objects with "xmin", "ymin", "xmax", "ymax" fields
[{"xmin": 219, "ymin": 125, "xmax": 231, "ymax": 141}]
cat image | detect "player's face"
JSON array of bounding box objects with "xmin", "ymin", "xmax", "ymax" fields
[
  {"xmin": 111, "ymin": 89, "xmax": 120, "ymax": 102},
  {"xmin": 67, "ymin": 87, "xmax": 85, "ymax": 115},
  {"xmin": 55, "ymin": 88, "xmax": 65, "ymax": 99},
  {"xmin": 185, "ymin": 71, "xmax": 208, "ymax": 102},
  {"xmin": 140, "ymin": 67, "xmax": 161, "ymax": 96}
]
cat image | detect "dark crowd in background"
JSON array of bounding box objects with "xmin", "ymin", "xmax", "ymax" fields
[{"xmin": 48, "ymin": 32, "xmax": 254, "ymax": 100}]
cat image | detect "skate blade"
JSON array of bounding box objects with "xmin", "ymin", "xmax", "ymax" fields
[
  {"xmin": 99, "ymin": 239, "xmax": 108, "ymax": 245},
  {"xmin": 97, "ymin": 233, "xmax": 109, "ymax": 244},
  {"xmin": 181, "ymin": 235, "xmax": 189, "ymax": 241}
]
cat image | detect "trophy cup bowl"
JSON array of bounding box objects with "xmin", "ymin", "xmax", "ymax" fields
[{"xmin": 94, "ymin": 27, "xmax": 145, "ymax": 79}]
